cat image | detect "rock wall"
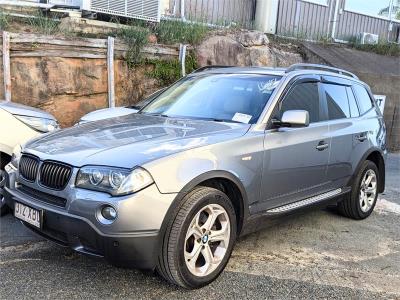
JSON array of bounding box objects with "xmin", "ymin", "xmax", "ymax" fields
[
  {"xmin": 196, "ymin": 31, "xmax": 304, "ymax": 67},
  {"xmin": 6, "ymin": 57, "xmax": 159, "ymax": 127},
  {"xmin": 1, "ymin": 31, "xmax": 305, "ymax": 128}
]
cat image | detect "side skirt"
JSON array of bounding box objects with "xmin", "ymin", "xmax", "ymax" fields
[
  {"xmin": 265, "ymin": 188, "xmax": 342, "ymax": 215},
  {"xmin": 240, "ymin": 187, "xmax": 350, "ymax": 237}
]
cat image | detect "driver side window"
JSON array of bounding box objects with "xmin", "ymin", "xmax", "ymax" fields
[{"xmin": 279, "ymin": 82, "xmax": 321, "ymax": 123}]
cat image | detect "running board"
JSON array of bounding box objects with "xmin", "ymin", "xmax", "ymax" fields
[{"xmin": 266, "ymin": 188, "xmax": 342, "ymax": 214}]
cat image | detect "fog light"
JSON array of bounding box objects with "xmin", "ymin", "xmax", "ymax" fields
[{"xmin": 101, "ymin": 206, "xmax": 117, "ymax": 221}]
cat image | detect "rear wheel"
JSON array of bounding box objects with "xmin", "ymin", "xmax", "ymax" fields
[
  {"xmin": 338, "ymin": 160, "xmax": 379, "ymax": 220},
  {"xmin": 157, "ymin": 187, "xmax": 237, "ymax": 289}
]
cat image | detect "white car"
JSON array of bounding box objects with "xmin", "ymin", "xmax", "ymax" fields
[
  {"xmin": 77, "ymin": 89, "xmax": 165, "ymax": 124},
  {"xmin": 0, "ymin": 100, "xmax": 59, "ymax": 215}
]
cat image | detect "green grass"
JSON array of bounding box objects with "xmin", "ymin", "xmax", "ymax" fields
[
  {"xmin": 0, "ymin": 10, "xmax": 10, "ymax": 30},
  {"xmin": 116, "ymin": 25, "xmax": 150, "ymax": 68},
  {"xmin": 153, "ymin": 20, "xmax": 209, "ymax": 45},
  {"xmin": 348, "ymin": 37, "xmax": 400, "ymax": 57},
  {"xmin": 115, "ymin": 19, "xmax": 208, "ymax": 69},
  {"xmin": 28, "ymin": 12, "xmax": 60, "ymax": 35},
  {"xmin": 121, "ymin": 19, "xmax": 210, "ymax": 45},
  {"xmin": 146, "ymin": 54, "xmax": 198, "ymax": 86}
]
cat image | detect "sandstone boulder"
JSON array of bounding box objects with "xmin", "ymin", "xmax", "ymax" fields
[
  {"xmin": 235, "ymin": 30, "xmax": 269, "ymax": 47},
  {"xmin": 196, "ymin": 31, "xmax": 303, "ymax": 68}
]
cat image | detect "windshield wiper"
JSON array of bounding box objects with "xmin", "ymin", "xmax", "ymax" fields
[
  {"xmin": 212, "ymin": 118, "xmax": 243, "ymax": 124},
  {"xmin": 141, "ymin": 112, "xmax": 170, "ymax": 118},
  {"xmin": 192, "ymin": 117, "xmax": 244, "ymax": 124}
]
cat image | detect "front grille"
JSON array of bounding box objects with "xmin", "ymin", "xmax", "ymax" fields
[
  {"xmin": 39, "ymin": 161, "xmax": 72, "ymax": 190},
  {"xmin": 18, "ymin": 184, "xmax": 67, "ymax": 208},
  {"xmin": 19, "ymin": 155, "xmax": 39, "ymax": 182}
]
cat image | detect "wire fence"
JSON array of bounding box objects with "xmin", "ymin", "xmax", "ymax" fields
[{"xmin": 163, "ymin": 0, "xmax": 257, "ymax": 28}]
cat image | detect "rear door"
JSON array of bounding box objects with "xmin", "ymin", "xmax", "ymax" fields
[
  {"xmin": 322, "ymin": 77, "xmax": 372, "ymax": 190},
  {"xmin": 257, "ymin": 76, "xmax": 331, "ymax": 212}
]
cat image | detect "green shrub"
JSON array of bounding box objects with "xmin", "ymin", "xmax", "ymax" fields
[
  {"xmin": 348, "ymin": 36, "xmax": 400, "ymax": 56},
  {"xmin": 117, "ymin": 25, "xmax": 150, "ymax": 68},
  {"xmin": 28, "ymin": 12, "xmax": 60, "ymax": 35},
  {"xmin": 146, "ymin": 54, "xmax": 198, "ymax": 86},
  {"xmin": 154, "ymin": 20, "xmax": 209, "ymax": 45},
  {"xmin": 0, "ymin": 10, "xmax": 9, "ymax": 30}
]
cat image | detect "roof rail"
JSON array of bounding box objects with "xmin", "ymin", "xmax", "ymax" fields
[
  {"xmin": 192, "ymin": 65, "xmax": 234, "ymax": 73},
  {"xmin": 285, "ymin": 63, "xmax": 358, "ymax": 79}
]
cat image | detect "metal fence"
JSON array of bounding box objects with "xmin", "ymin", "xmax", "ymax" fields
[
  {"xmin": 163, "ymin": 0, "xmax": 257, "ymax": 28},
  {"xmin": 276, "ymin": 0, "xmax": 400, "ymax": 43}
]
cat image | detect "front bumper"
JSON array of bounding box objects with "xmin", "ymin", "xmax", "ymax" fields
[{"xmin": 4, "ymin": 164, "xmax": 176, "ymax": 270}]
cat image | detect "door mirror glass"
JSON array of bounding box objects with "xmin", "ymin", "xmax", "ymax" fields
[{"xmin": 280, "ymin": 110, "xmax": 310, "ymax": 127}]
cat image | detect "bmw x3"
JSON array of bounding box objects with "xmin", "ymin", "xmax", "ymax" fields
[{"xmin": 4, "ymin": 64, "xmax": 386, "ymax": 288}]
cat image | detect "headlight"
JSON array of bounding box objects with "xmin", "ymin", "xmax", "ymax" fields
[
  {"xmin": 76, "ymin": 166, "xmax": 154, "ymax": 196},
  {"xmin": 15, "ymin": 115, "xmax": 60, "ymax": 133}
]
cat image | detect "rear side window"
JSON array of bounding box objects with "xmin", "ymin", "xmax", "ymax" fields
[
  {"xmin": 346, "ymin": 87, "xmax": 360, "ymax": 117},
  {"xmin": 323, "ymin": 84, "xmax": 350, "ymax": 120},
  {"xmin": 353, "ymin": 84, "xmax": 373, "ymax": 114},
  {"xmin": 280, "ymin": 82, "xmax": 320, "ymax": 123}
]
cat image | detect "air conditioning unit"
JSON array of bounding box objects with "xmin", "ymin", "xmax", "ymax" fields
[
  {"xmin": 81, "ymin": 0, "xmax": 161, "ymax": 22},
  {"xmin": 359, "ymin": 32, "xmax": 379, "ymax": 45},
  {"xmin": 41, "ymin": 0, "xmax": 82, "ymax": 7}
]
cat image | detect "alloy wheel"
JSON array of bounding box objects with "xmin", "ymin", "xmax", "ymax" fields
[
  {"xmin": 359, "ymin": 169, "xmax": 377, "ymax": 213},
  {"xmin": 184, "ymin": 204, "xmax": 231, "ymax": 277}
]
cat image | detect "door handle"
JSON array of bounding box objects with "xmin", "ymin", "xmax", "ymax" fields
[{"xmin": 316, "ymin": 141, "xmax": 329, "ymax": 151}]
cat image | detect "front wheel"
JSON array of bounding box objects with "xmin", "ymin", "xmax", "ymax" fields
[
  {"xmin": 157, "ymin": 187, "xmax": 237, "ymax": 289},
  {"xmin": 0, "ymin": 170, "xmax": 10, "ymax": 217},
  {"xmin": 338, "ymin": 160, "xmax": 379, "ymax": 220}
]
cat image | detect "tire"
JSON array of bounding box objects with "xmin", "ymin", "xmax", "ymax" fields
[
  {"xmin": 338, "ymin": 160, "xmax": 379, "ymax": 220},
  {"xmin": 0, "ymin": 170, "xmax": 10, "ymax": 217},
  {"xmin": 156, "ymin": 187, "xmax": 237, "ymax": 289},
  {"xmin": 0, "ymin": 152, "xmax": 11, "ymax": 217}
]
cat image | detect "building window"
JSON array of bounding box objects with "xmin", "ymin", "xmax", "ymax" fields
[
  {"xmin": 302, "ymin": 0, "xmax": 328, "ymax": 6},
  {"xmin": 344, "ymin": 0, "xmax": 399, "ymax": 20}
]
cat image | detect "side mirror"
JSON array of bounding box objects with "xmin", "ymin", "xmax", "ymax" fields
[{"xmin": 273, "ymin": 110, "xmax": 310, "ymax": 128}]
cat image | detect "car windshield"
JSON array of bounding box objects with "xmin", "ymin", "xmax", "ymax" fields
[{"xmin": 140, "ymin": 74, "xmax": 282, "ymax": 124}]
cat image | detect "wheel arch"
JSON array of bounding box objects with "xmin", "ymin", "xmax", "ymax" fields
[
  {"xmin": 157, "ymin": 171, "xmax": 249, "ymax": 249},
  {"xmin": 350, "ymin": 148, "xmax": 386, "ymax": 193}
]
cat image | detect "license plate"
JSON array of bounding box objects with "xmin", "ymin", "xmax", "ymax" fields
[{"xmin": 14, "ymin": 202, "xmax": 42, "ymax": 229}]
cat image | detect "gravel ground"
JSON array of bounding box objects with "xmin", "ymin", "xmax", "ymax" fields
[{"xmin": 1, "ymin": 154, "xmax": 399, "ymax": 299}]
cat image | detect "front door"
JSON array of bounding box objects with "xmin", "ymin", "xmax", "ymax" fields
[{"xmin": 257, "ymin": 79, "xmax": 331, "ymax": 212}]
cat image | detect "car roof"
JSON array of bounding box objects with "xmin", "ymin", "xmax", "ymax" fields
[
  {"xmin": 192, "ymin": 66, "xmax": 286, "ymax": 76},
  {"xmin": 190, "ymin": 64, "xmax": 364, "ymax": 85}
]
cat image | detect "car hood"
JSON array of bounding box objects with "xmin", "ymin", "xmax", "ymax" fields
[
  {"xmin": 24, "ymin": 113, "xmax": 250, "ymax": 168},
  {"xmin": 79, "ymin": 107, "xmax": 138, "ymax": 124},
  {"xmin": 0, "ymin": 100, "xmax": 56, "ymax": 120}
]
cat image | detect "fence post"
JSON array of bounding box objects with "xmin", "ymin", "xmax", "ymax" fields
[
  {"xmin": 3, "ymin": 31, "xmax": 11, "ymax": 102},
  {"xmin": 179, "ymin": 44, "xmax": 187, "ymax": 77},
  {"xmin": 107, "ymin": 36, "xmax": 115, "ymax": 108},
  {"xmin": 180, "ymin": 0, "xmax": 186, "ymax": 20}
]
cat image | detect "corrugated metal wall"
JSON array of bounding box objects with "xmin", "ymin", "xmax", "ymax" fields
[
  {"xmin": 334, "ymin": 0, "xmax": 399, "ymax": 42},
  {"xmin": 277, "ymin": 0, "xmax": 333, "ymax": 40},
  {"xmin": 166, "ymin": 0, "xmax": 257, "ymax": 27},
  {"xmin": 276, "ymin": 0, "xmax": 399, "ymax": 42}
]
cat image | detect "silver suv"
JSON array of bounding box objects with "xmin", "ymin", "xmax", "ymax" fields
[{"xmin": 4, "ymin": 64, "xmax": 386, "ymax": 288}]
